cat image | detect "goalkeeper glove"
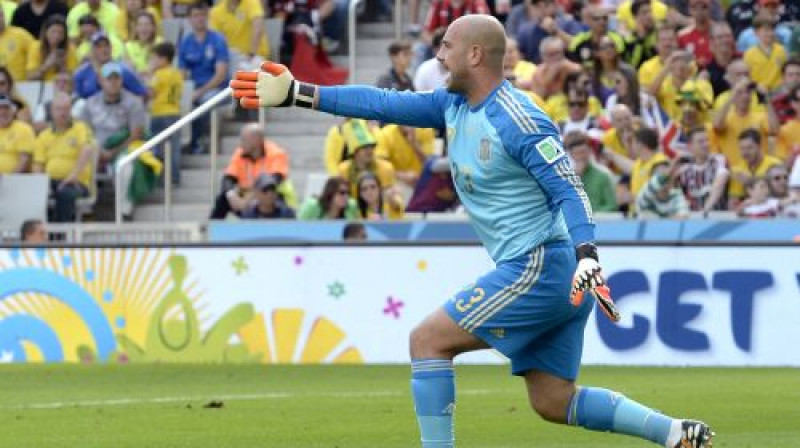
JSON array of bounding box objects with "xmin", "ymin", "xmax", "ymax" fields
[
  {"xmin": 229, "ymin": 61, "xmax": 317, "ymax": 109},
  {"xmin": 570, "ymin": 243, "xmax": 620, "ymax": 322}
]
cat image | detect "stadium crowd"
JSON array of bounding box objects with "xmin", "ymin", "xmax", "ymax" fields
[{"xmin": 1, "ymin": 0, "xmax": 800, "ymax": 222}]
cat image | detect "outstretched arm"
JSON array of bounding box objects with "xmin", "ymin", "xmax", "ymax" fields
[{"xmin": 229, "ymin": 62, "xmax": 447, "ymax": 129}]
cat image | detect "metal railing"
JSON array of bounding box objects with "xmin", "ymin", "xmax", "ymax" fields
[
  {"xmin": 348, "ymin": 0, "xmax": 365, "ymax": 83},
  {"xmin": 114, "ymin": 87, "xmax": 230, "ymax": 224}
]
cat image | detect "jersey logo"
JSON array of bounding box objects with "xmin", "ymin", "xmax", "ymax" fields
[
  {"xmin": 535, "ymin": 136, "xmax": 564, "ymax": 164},
  {"xmin": 478, "ymin": 138, "xmax": 491, "ymax": 163}
]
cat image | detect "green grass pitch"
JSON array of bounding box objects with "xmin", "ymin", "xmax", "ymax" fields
[{"xmin": 1, "ymin": 365, "xmax": 798, "ymax": 447}]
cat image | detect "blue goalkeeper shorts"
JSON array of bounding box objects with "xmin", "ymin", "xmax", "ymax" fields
[{"xmin": 443, "ymin": 241, "xmax": 593, "ymax": 380}]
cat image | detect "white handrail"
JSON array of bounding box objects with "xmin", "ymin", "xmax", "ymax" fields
[
  {"xmin": 394, "ymin": 0, "xmax": 403, "ymax": 40},
  {"xmin": 115, "ymin": 87, "xmax": 232, "ymax": 224},
  {"xmin": 348, "ymin": 0, "xmax": 365, "ymax": 84}
]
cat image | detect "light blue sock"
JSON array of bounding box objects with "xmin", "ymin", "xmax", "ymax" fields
[
  {"xmin": 567, "ymin": 386, "xmax": 676, "ymax": 446},
  {"xmin": 411, "ymin": 359, "xmax": 455, "ymax": 448}
]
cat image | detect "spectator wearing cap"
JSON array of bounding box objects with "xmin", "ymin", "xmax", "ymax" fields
[
  {"xmin": 210, "ymin": 123, "xmax": 292, "ymax": 219},
  {"xmin": 74, "ymin": 30, "xmax": 145, "ymax": 99},
  {"xmin": 178, "ymin": 2, "xmax": 230, "ymax": 154},
  {"xmin": 637, "ymin": 25, "xmax": 678, "ymax": 88},
  {"xmin": 239, "ymin": 173, "xmax": 296, "ymax": 219},
  {"xmin": 727, "ymin": 129, "xmax": 783, "ymax": 206},
  {"xmin": 735, "ymin": 0, "xmax": 792, "ymax": 54},
  {"xmin": 75, "ymin": 15, "xmax": 124, "ymax": 62},
  {"xmin": 564, "ymin": 130, "xmax": 617, "ymax": 212},
  {"xmin": 677, "ymin": 0, "xmax": 713, "ymax": 68},
  {"xmin": 26, "ymin": 15, "xmax": 78, "ymax": 82},
  {"xmin": 743, "ymin": 11, "xmax": 788, "ymax": 92},
  {"xmin": 80, "ymin": 61, "xmax": 150, "ymax": 217},
  {"xmin": 66, "ymin": 0, "xmax": 120, "ymax": 41},
  {"xmin": 20, "ymin": 219, "xmax": 47, "ymax": 243},
  {"xmin": 567, "ymin": 5, "xmax": 625, "ymax": 69},
  {"xmin": 660, "ymin": 80, "xmax": 712, "ymax": 158},
  {"xmin": 376, "ymin": 40, "xmax": 414, "ymax": 92},
  {"xmin": 0, "ymin": 94, "xmax": 36, "ymax": 174},
  {"xmin": 648, "ymin": 50, "xmax": 713, "ymax": 123},
  {"xmin": 11, "ymin": 0, "xmax": 69, "ymax": 39},
  {"xmin": 711, "ymin": 72, "xmax": 779, "ymax": 167},
  {"xmin": 209, "ymin": 0, "xmax": 268, "ymax": 67},
  {"xmin": 32, "ymin": 92, "xmax": 96, "ymax": 222},
  {"xmin": 0, "ymin": 7, "xmax": 34, "ymax": 83},
  {"xmin": 337, "ymin": 119, "xmax": 397, "ymax": 197}
]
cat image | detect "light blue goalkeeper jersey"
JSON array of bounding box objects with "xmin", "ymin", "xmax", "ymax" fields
[{"xmin": 318, "ymin": 81, "xmax": 595, "ymax": 263}]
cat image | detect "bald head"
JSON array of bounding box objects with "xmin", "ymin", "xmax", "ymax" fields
[
  {"xmin": 241, "ymin": 122, "xmax": 265, "ymax": 154},
  {"xmin": 609, "ymin": 104, "xmax": 633, "ymax": 129},
  {"xmin": 449, "ymin": 15, "xmax": 506, "ymax": 71}
]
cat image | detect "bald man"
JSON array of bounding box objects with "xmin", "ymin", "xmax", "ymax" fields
[
  {"xmin": 209, "ymin": 122, "xmax": 289, "ymax": 219},
  {"xmin": 230, "ymin": 15, "xmax": 713, "ymax": 448}
]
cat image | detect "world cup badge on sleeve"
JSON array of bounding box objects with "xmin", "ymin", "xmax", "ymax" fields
[{"xmin": 478, "ymin": 138, "xmax": 491, "ymax": 163}]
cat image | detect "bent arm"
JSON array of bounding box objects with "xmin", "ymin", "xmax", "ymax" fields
[{"xmin": 317, "ymin": 86, "xmax": 448, "ymax": 129}]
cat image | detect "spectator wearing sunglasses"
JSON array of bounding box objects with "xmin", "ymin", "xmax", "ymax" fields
[
  {"xmin": 298, "ymin": 176, "xmax": 359, "ymax": 220},
  {"xmin": 567, "ymin": 5, "xmax": 625, "ymax": 68}
]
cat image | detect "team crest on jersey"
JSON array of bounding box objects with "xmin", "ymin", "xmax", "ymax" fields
[
  {"xmin": 535, "ymin": 136, "xmax": 564, "ymax": 164},
  {"xmin": 478, "ymin": 138, "xmax": 491, "ymax": 163}
]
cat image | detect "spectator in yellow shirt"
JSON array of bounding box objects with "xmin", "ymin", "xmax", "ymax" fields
[
  {"xmin": 637, "ymin": 25, "xmax": 678, "ymax": 88},
  {"xmin": 148, "ymin": 42, "xmax": 183, "ymax": 185},
  {"xmin": 603, "ymin": 126, "xmax": 667, "ymax": 198},
  {"xmin": 116, "ymin": 0, "xmax": 161, "ymax": 41},
  {"xmin": 743, "ymin": 11, "xmax": 787, "ymax": 93},
  {"xmin": 711, "ymin": 59, "xmax": 763, "ymax": 114},
  {"xmin": 209, "ymin": 0, "xmax": 268, "ymax": 65},
  {"xmin": 75, "ymin": 14, "xmax": 125, "ymax": 62},
  {"xmin": 124, "ymin": 11, "xmax": 162, "ymax": 77},
  {"xmin": 337, "ymin": 119, "xmax": 403, "ymax": 213},
  {"xmin": 648, "ymin": 50, "xmax": 712, "ymax": 122},
  {"xmin": 26, "ymin": 15, "xmax": 79, "ymax": 81},
  {"xmin": 375, "ymin": 124, "xmax": 435, "ymax": 187},
  {"xmin": 32, "ymin": 93, "xmax": 96, "ymax": 222},
  {"xmin": 0, "ymin": 8, "xmax": 34, "ymax": 83},
  {"xmin": 504, "ymin": 37, "xmax": 536, "ymax": 91},
  {"xmin": 600, "ymin": 104, "xmax": 636, "ymax": 172},
  {"xmin": 728, "ymin": 128, "xmax": 784, "ymax": 205},
  {"xmin": 544, "ymin": 70, "xmax": 603, "ymax": 123},
  {"xmin": 0, "ymin": 94, "xmax": 36, "ymax": 174},
  {"xmin": 356, "ymin": 172, "xmax": 404, "ymax": 220},
  {"xmin": 777, "ymin": 85, "xmax": 800, "ymax": 160},
  {"xmin": 66, "ymin": 0, "xmax": 120, "ymax": 40},
  {"xmin": 711, "ymin": 77, "xmax": 779, "ymax": 166}
]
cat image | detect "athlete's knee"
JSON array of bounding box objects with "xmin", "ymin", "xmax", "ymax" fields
[
  {"xmin": 409, "ymin": 322, "xmax": 442, "ymax": 359},
  {"xmin": 530, "ymin": 393, "xmax": 569, "ymax": 423}
]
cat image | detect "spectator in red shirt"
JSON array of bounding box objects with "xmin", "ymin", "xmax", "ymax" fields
[
  {"xmin": 413, "ymin": 0, "xmax": 490, "ymax": 68},
  {"xmin": 677, "ymin": 0, "xmax": 713, "ymax": 68}
]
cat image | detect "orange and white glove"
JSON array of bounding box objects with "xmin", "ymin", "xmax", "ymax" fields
[
  {"xmin": 229, "ymin": 61, "xmax": 317, "ymax": 109},
  {"xmin": 570, "ymin": 243, "xmax": 620, "ymax": 322}
]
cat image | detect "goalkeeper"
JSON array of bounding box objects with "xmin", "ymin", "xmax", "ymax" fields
[{"xmin": 230, "ymin": 14, "xmax": 713, "ymax": 448}]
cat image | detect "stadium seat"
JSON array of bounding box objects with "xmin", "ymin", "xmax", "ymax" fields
[
  {"xmin": 180, "ymin": 80, "xmax": 195, "ymax": 145},
  {"xmin": 264, "ymin": 18, "xmax": 284, "ymax": 63},
  {"xmin": 162, "ymin": 18, "xmax": 187, "ymax": 46},
  {"xmin": 304, "ymin": 172, "xmax": 329, "ymax": 202},
  {"xmin": 17, "ymin": 81, "xmax": 54, "ymax": 112},
  {"xmin": 0, "ymin": 174, "xmax": 49, "ymax": 231}
]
